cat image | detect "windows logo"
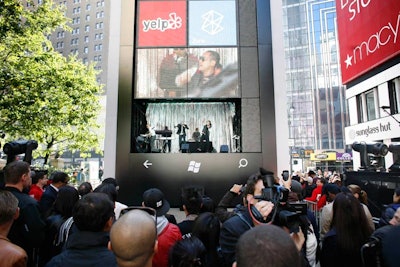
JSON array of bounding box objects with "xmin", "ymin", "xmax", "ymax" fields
[{"xmin": 187, "ymin": 161, "xmax": 201, "ymax": 173}]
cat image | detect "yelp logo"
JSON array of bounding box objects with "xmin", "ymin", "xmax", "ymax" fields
[{"xmin": 142, "ymin": 13, "xmax": 182, "ymax": 32}]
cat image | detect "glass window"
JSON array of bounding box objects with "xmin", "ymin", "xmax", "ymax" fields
[
  {"xmin": 366, "ymin": 90, "xmax": 376, "ymax": 121},
  {"xmin": 356, "ymin": 95, "xmax": 364, "ymax": 123},
  {"xmin": 388, "ymin": 77, "xmax": 399, "ymax": 115}
]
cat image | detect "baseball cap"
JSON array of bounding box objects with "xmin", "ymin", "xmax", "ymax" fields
[{"xmin": 143, "ymin": 188, "xmax": 170, "ymax": 216}]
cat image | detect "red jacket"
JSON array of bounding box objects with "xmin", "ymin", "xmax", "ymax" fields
[
  {"xmin": 153, "ymin": 222, "xmax": 182, "ymax": 267},
  {"xmin": 305, "ymin": 185, "xmax": 326, "ymax": 210},
  {"xmin": 29, "ymin": 184, "xmax": 44, "ymax": 201}
]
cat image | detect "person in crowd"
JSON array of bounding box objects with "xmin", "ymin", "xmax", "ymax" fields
[
  {"xmin": 303, "ymin": 170, "xmax": 317, "ymax": 198},
  {"xmin": 178, "ymin": 187, "xmax": 203, "ymax": 236},
  {"xmin": 45, "ymin": 192, "xmax": 117, "ymax": 267},
  {"xmin": 142, "ymin": 188, "xmax": 182, "ymax": 267},
  {"xmin": 320, "ymin": 192, "xmax": 373, "ymax": 267},
  {"xmin": 39, "ymin": 171, "xmax": 70, "ymax": 218},
  {"xmin": 94, "ymin": 182, "xmax": 127, "ymax": 220},
  {"xmin": 305, "ymin": 177, "xmax": 326, "ymax": 210},
  {"xmin": 215, "ymin": 183, "xmax": 244, "ymax": 223},
  {"xmin": 233, "ymin": 224, "xmax": 304, "ymax": 267},
  {"xmin": 40, "ymin": 185, "xmax": 80, "ymax": 266},
  {"xmin": 77, "ymin": 181, "xmax": 93, "ymax": 197},
  {"xmin": 219, "ymin": 173, "xmax": 276, "ymax": 266},
  {"xmin": 109, "ymin": 208, "xmax": 158, "ymax": 267},
  {"xmin": 347, "ymin": 184, "xmax": 375, "ymax": 230},
  {"xmin": 319, "ymin": 183, "xmax": 341, "ymax": 240},
  {"xmin": 200, "ymin": 120, "xmax": 212, "ymax": 152},
  {"xmin": 0, "ymin": 190, "xmax": 28, "ymax": 267},
  {"xmin": 175, "ymin": 122, "xmax": 189, "ymax": 151},
  {"xmin": 76, "ymin": 168, "xmax": 86, "ymax": 183},
  {"xmin": 29, "ymin": 169, "xmax": 48, "ymax": 201},
  {"xmin": 191, "ymin": 127, "xmax": 201, "ymax": 142},
  {"xmin": 158, "ymin": 48, "xmax": 198, "ymax": 97},
  {"xmin": 100, "ymin": 178, "xmax": 128, "ymax": 219},
  {"xmin": 200, "ymin": 195, "xmax": 215, "ymax": 213},
  {"xmin": 192, "ymin": 212, "xmax": 222, "ymax": 267},
  {"xmin": 378, "ymin": 187, "xmax": 400, "ymax": 227},
  {"xmin": 4, "ymin": 161, "xmax": 45, "ymax": 266},
  {"xmin": 168, "ymin": 235, "xmax": 206, "ymax": 267}
]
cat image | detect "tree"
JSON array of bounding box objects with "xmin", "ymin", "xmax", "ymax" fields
[{"xmin": 0, "ymin": 0, "xmax": 103, "ymax": 164}]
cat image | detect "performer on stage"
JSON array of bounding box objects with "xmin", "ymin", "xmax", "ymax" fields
[
  {"xmin": 162, "ymin": 126, "xmax": 172, "ymax": 153},
  {"xmin": 200, "ymin": 120, "xmax": 212, "ymax": 152},
  {"xmin": 175, "ymin": 122, "xmax": 189, "ymax": 151},
  {"xmin": 192, "ymin": 127, "xmax": 201, "ymax": 142},
  {"xmin": 146, "ymin": 123, "xmax": 156, "ymax": 152}
]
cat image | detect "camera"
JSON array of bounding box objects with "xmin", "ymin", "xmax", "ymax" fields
[
  {"xmin": 3, "ymin": 140, "xmax": 38, "ymax": 156},
  {"xmin": 252, "ymin": 186, "xmax": 307, "ymax": 232}
]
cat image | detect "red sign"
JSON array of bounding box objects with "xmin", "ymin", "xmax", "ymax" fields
[
  {"xmin": 336, "ymin": 0, "xmax": 400, "ymax": 84},
  {"xmin": 137, "ymin": 1, "xmax": 187, "ymax": 47}
]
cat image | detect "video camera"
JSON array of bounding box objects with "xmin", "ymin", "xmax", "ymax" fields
[
  {"xmin": 3, "ymin": 140, "xmax": 38, "ymax": 165},
  {"xmin": 251, "ymin": 170, "xmax": 308, "ymax": 232}
]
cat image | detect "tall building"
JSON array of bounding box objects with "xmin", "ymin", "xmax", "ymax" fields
[
  {"xmin": 282, "ymin": 0, "xmax": 348, "ymax": 172},
  {"xmin": 49, "ymin": 0, "xmax": 109, "ymax": 87}
]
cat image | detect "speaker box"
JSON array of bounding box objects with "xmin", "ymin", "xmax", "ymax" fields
[
  {"xmin": 220, "ymin": 145, "xmax": 229, "ymax": 153},
  {"xmin": 181, "ymin": 143, "xmax": 189, "ymax": 153}
]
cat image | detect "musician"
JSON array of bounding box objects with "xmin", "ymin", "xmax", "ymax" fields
[
  {"xmin": 192, "ymin": 127, "xmax": 201, "ymax": 142},
  {"xmin": 200, "ymin": 120, "xmax": 212, "ymax": 152},
  {"xmin": 175, "ymin": 122, "xmax": 189, "ymax": 151},
  {"xmin": 162, "ymin": 126, "xmax": 172, "ymax": 153},
  {"xmin": 146, "ymin": 123, "xmax": 156, "ymax": 152}
]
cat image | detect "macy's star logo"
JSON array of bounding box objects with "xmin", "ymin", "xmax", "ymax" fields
[{"xmin": 345, "ymin": 54, "xmax": 353, "ymax": 68}]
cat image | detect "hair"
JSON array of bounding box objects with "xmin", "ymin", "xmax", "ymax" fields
[
  {"xmin": 51, "ymin": 186, "xmax": 79, "ymax": 219},
  {"xmin": 94, "ymin": 183, "xmax": 118, "ymax": 202},
  {"xmin": 31, "ymin": 170, "xmax": 48, "ymax": 184},
  {"xmin": 102, "ymin": 177, "xmax": 118, "ymax": 187},
  {"xmin": 235, "ymin": 224, "xmax": 301, "ymax": 267},
  {"xmin": 168, "ymin": 235, "xmax": 206, "ymax": 267},
  {"xmin": 50, "ymin": 171, "xmax": 69, "ymax": 184},
  {"xmin": 395, "ymin": 187, "xmax": 400, "ymax": 198},
  {"xmin": 206, "ymin": 50, "xmax": 222, "ymax": 69},
  {"xmin": 77, "ymin": 182, "xmax": 93, "ymax": 197},
  {"xmin": 181, "ymin": 187, "xmax": 203, "ymax": 215},
  {"xmin": 331, "ymin": 192, "xmax": 373, "ymax": 254},
  {"xmin": 200, "ymin": 196, "xmax": 215, "ymax": 213},
  {"xmin": 347, "ymin": 184, "xmax": 368, "ymax": 205},
  {"xmin": 73, "ymin": 192, "xmax": 114, "ymax": 232},
  {"xmin": 110, "ymin": 209, "xmax": 157, "ymax": 266},
  {"xmin": 3, "ymin": 161, "xmax": 30, "ymax": 184},
  {"xmin": 192, "ymin": 212, "xmax": 221, "ymax": 266},
  {"xmin": 0, "ymin": 190, "xmax": 19, "ymax": 224},
  {"xmin": 244, "ymin": 173, "xmax": 264, "ymax": 197}
]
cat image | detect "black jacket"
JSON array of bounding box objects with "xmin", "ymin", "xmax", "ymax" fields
[{"xmin": 44, "ymin": 230, "xmax": 117, "ymax": 267}]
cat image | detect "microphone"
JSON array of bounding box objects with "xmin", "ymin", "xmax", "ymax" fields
[{"xmin": 380, "ymin": 106, "xmax": 391, "ymax": 109}]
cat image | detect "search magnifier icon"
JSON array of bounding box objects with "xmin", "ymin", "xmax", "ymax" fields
[{"xmin": 238, "ymin": 158, "xmax": 248, "ymax": 168}]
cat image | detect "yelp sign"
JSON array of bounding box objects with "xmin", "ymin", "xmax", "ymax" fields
[{"xmin": 142, "ymin": 13, "xmax": 182, "ymax": 32}]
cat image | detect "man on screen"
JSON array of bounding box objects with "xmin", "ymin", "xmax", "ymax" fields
[
  {"xmin": 158, "ymin": 48, "xmax": 198, "ymax": 97},
  {"xmin": 187, "ymin": 50, "xmax": 238, "ymax": 98}
]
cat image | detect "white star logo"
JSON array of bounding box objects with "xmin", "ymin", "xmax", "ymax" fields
[{"xmin": 345, "ymin": 54, "xmax": 353, "ymax": 68}]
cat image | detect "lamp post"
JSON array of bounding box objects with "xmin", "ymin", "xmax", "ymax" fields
[{"xmin": 288, "ymin": 106, "xmax": 295, "ymax": 174}]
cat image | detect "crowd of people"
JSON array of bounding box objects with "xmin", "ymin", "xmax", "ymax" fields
[{"xmin": 1, "ymin": 161, "xmax": 400, "ymax": 267}]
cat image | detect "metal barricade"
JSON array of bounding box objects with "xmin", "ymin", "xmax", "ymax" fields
[{"xmin": 305, "ymin": 200, "xmax": 322, "ymax": 232}]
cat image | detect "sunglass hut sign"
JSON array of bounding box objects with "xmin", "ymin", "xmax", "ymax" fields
[{"xmin": 346, "ymin": 118, "xmax": 399, "ymax": 145}]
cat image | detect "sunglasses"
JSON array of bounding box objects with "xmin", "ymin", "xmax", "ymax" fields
[{"xmin": 120, "ymin": 206, "xmax": 157, "ymax": 225}]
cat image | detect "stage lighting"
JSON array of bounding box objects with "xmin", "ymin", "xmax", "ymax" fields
[
  {"xmin": 3, "ymin": 140, "xmax": 38, "ymax": 165},
  {"xmin": 352, "ymin": 142, "xmax": 388, "ymax": 170},
  {"xmin": 388, "ymin": 143, "xmax": 400, "ymax": 173}
]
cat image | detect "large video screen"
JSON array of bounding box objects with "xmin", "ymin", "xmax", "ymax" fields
[{"xmin": 135, "ymin": 0, "xmax": 238, "ymax": 99}]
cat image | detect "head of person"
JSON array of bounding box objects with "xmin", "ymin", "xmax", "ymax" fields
[
  {"xmin": 168, "ymin": 235, "xmax": 206, "ymax": 267},
  {"xmin": 181, "ymin": 187, "xmax": 203, "ymax": 216},
  {"xmin": 3, "ymin": 161, "xmax": 31, "ymax": 190},
  {"xmin": 50, "ymin": 171, "xmax": 70, "ymax": 187},
  {"xmin": 347, "ymin": 184, "xmax": 368, "ymax": 205},
  {"xmin": 52, "ymin": 185, "xmax": 79, "ymax": 218},
  {"xmin": 109, "ymin": 209, "xmax": 158, "ymax": 267},
  {"xmin": 102, "ymin": 177, "xmax": 119, "ymax": 190},
  {"xmin": 234, "ymin": 224, "xmax": 302, "ymax": 267},
  {"xmin": 94, "ymin": 183, "xmax": 118, "ymax": 203},
  {"xmin": 173, "ymin": 47, "xmax": 188, "ymax": 57},
  {"xmin": 73, "ymin": 192, "xmax": 115, "ymax": 232},
  {"xmin": 198, "ymin": 51, "xmax": 221, "ymax": 75},
  {"xmin": 142, "ymin": 188, "xmax": 170, "ymax": 217},
  {"xmin": 0, "ymin": 190, "xmax": 19, "ymax": 226},
  {"xmin": 308, "ymin": 170, "xmax": 316, "ymax": 178},
  {"xmin": 192, "ymin": 212, "xmax": 220, "ymax": 252},
  {"xmin": 389, "ymin": 207, "xmax": 400, "ymax": 226},
  {"xmin": 31, "ymin": 169, "xmax": 48, "ymax": 186},
  {"xmin": 322, "ymin": 183, "xmax": 341, "ymax": 202},
  {"xmin": 78, "ymin": 181, "xmax": 93, "ymax": 197},
  {"xmin": 206, "ymin": 120, "xmax": 211, "ymax": 127},
  {"xmin": 243, "ymin": 173, "xmax": 265, "ymax": 206},
  {"xmin": 200, "ymin": 196, "xmax": 215, "ymax": 213}
]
